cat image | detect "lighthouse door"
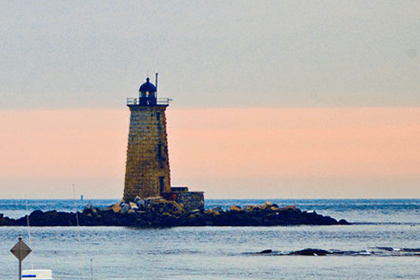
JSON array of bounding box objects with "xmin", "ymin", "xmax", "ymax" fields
[{"xmin": 159, "ymin": 176, "xmax": 165, "ymax": 194}]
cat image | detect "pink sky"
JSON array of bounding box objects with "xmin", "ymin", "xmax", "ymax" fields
[{"xmin": 1, "ymin": 108, "xmax": 419, "ymax": 198}]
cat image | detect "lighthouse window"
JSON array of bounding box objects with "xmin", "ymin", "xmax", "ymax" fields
[
  {"xmin": 159, "ymin": 176, "xmax": 165, "ymax": 194},
  {"xmin": 157, "ymin": 112, "xmax": 162, "ymax": 133},
  {"xmin": 157, "ymin": 143, "xmax": 165, "ymax": 168}
]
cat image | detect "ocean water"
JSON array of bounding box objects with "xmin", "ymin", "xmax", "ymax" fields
[{"xmin": 1, "ymin": 199, "xmax": 420, "ymax": 280}]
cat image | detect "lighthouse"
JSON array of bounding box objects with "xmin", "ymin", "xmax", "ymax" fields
[{"xmin": 123, "ymin": 75, "xmax": 171, "ymax": 201}]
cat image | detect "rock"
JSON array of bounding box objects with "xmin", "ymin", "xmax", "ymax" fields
[
  {"xmin": 230, "ymin": 205, "xmax": 242, "ymax": 211},
  {"xmin": 134, "ymin": 196, "xmax": 145, "ymax": 207},
  {"xmin": 0, "ymin": 201, "xmax": 350, "ymax": 228},
  {"xmin": 120, "ymin": 203, "xmax": 130, "ymax": 214},
  {"xmin": 129, "ymin": 202, "xmax": 138, "ymax": 210},
  {"xmin": 83, "ymin": 204, "xmax": 98, "ymax": 215},
  {"xmin": 0, "ymin": 214, "xmax": 14, "ymax": 226},
  {"xmin": 289, "ymin": 248, "xmax": 330, "ymax": 256},
  {"xmin": 111, "ymin": 204, "xmax": 122, "ymax": 213},
  {"xmin": 258, "ymin": 249, "xmax": 273, "ymax": 254},
  {"xmin": 144, "ymin": 197, "xmax": 166, "ymax": 206},
  {"xmin": 338, "ymin": 219, "xmax": 350, "ymax": 225},
  {"xmin": 205, "ymin": 209, "xmax": 220, "ymax": 216},
  {"xmin": 13, "ymin": 210, "xmax": 78, "ymax": 226},
  {"xmin": 261, "ymin": 201, "xmax": 273, "ymax": 210},
  {"xmin": 244, "ymin": 206, "xmax": 253, "ymax": 212},
  {"xmin": 163, "ymin": 200, "xmax": 184, "ymax": 214},
  {"xmin": 212, "ymin": 206, "xmax": 223, "ymax": 212},
  {"xmin": 280, "ymin": 205, "xmax": 296, "ymax": 211}
]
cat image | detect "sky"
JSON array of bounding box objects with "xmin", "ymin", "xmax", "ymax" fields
[{"xmin": 0, "ymin": 1, "xmax": 419, "ymax": 198}]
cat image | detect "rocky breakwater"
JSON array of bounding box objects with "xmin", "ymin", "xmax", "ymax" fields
[{"xmin": 0, "ymin": 199, "xmax": 349, "ymax": 227}]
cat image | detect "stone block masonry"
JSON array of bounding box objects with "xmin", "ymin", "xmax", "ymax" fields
[
  {"xmin": 162, "ymin": 187, "xmax": 205, "ymax": 212},
  {"xmin": 123, "ymin": 105, "xmax": 171, "ymax": 201}
]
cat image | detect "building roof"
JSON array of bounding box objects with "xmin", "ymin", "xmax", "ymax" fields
[{"xmin": 139, "ymin": 78, "xmax": 157, "ymax": 93}]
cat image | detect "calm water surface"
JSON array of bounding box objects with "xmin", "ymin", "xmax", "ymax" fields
[{"xmin": 1, "ymin": 199, "xmax": 419, "ymax": 279}]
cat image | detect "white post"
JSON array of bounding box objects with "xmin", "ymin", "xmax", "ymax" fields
[{"xmin": 18, "ymin": 259, "xmax": 22, "ymax": 280}]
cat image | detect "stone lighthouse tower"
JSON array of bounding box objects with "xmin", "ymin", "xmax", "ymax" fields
[{"xmin": 123, "ymin": 76, "xmax": 171, "ymax": 201}]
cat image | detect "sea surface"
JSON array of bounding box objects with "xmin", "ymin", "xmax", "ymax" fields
[{"xmin": 1, "ymin": 199, "xmax": 419, "ymax": 280}]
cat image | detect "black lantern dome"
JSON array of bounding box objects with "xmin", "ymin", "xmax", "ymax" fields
[
  {"xmin": 139, "ymin": 77, "xmax": 157, "ymax": 106},
  {"xmin": 139, "ymin": 77, "xmax": 157, "ymax": 94}
]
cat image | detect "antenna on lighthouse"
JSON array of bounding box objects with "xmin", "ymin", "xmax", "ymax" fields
[{"xmin": 155, "ymin": 72, "xmax": 159, "ymax": 92}]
